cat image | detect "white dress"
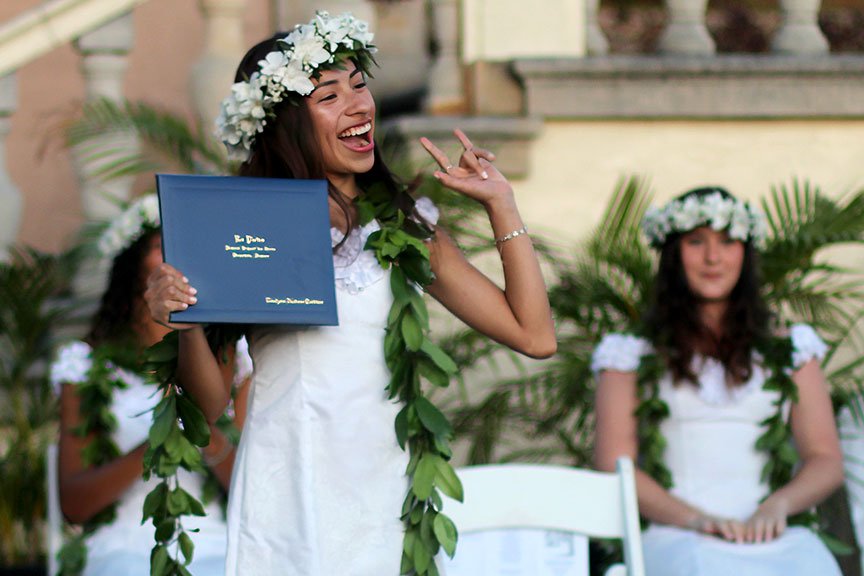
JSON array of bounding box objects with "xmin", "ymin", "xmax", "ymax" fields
[
  {"xmin": 592, "ymin": 325, "xmax": 842, "ymax": 576},
  {"xmin": 50, "ymin": 338, "xmax": 252, "ymax": 576},
  {"xmin": 226, "ymin": 200, "xmax": 439, "ymax": 576}
]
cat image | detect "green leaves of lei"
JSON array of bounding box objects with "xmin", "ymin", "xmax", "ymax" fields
[
  {"xmin": 357, "ymin": 182, "xmax": 463, "ymax": 575},
  {"xmin": 141, "ymin": 327, "xmax": 243, "ymax": 576},
  {"xmin": 57, "ymin": 345, "xmax": 129, "ymax": 575}
]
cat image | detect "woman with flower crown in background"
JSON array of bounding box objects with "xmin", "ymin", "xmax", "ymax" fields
[
  {"xmin": 143, "ymin": 11, "xmax": 556, "ymax": 576},
  {"xmin": 592, "ymin": 186, "xmax": 844, "ymax": 575},
  {"xmin": 50, "ymin": 196, "xmax": 251, "ymax": 576}
]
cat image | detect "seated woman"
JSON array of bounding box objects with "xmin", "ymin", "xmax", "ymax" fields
[
  {"xmin": 50, "ymin": 195, "xmax": 251, "ymax": 576},
  {"xmin": 592, "ymin": 186, "xmax": 844, "ymax": 575}
]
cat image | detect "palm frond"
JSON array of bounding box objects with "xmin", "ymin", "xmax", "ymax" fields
[{"xmin": 64, "ymin": 97, "xmax": 228, "ymax": 180}]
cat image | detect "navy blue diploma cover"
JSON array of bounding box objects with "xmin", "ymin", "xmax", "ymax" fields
[{"xmin": 156, "ymin": 174, "xmax": 338, "ymax": 325}]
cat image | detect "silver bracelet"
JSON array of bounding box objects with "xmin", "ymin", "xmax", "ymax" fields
[{"xmin": 495, "ymin": 226, "xmax": 528, "ymax": 246}]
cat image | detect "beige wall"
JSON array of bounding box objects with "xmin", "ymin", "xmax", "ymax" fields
[
  {"xmin": 512, "ymin": 119, "xmax": 864, "ymax": 243},
  {"xmin": 5, "ymin": 0, "xmax": 271, "ymax": 253}
]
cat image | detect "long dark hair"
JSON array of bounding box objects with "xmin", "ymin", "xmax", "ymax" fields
[
  {"xmin": 642, "ymin": 187, "xmax": 771, "ymax": 385},
  {"xmin": 233, "ymin": 33, "xmax": 412, "ymax": 242},
  {"xmin": 87, "ymin": 230, "xmax": 158, "ymax": 348}
]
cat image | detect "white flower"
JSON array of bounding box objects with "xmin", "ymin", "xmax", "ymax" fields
[
  {"xmin": 641, "ymin": 189, "xmax": 768, "ymax": 248},
  {"xmin": 286, "ymin": 25, "xmax": 332, "ymax": 71},
  {"xmin": 213, "ymin": 10, "xmax": 377, "ymax": 162},
  {"xmin": 98, "ymin": 195, "xmax": 160, "ymax": 261},
  {"xmin": 727, "ymin": 201, "xmax": 752, "ymax": 241},
  {"xmin": 591, "ymin": 334, "xmax": 652, "ymax": 374}
]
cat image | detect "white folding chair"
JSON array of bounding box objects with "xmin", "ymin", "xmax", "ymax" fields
[
  {"xmin": 442, "ymin": 456, "xmax": 645, "ymax": 576},
  {"xmin": 45, "ymin": 442, "xmax": 63, "ymax": 576}
]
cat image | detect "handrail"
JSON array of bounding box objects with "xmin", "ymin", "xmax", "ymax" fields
[{"xmin": 0, "ymin": 0, "xmax": 148, "ymax": 78}]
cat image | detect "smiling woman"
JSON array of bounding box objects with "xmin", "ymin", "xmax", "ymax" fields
[{"xmin": 144, "ymin": 10, "xmax": 556, "ymax": 576}]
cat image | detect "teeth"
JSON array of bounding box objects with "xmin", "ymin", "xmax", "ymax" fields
[{"xmin": 339, "ymin": 122, "xmax": 371, "ymax": 138}]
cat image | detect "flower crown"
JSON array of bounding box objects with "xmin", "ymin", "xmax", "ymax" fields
[
  {"xmin": 98, "ymin": 194, "xmax": 160, "ymax": 261},
  {"xmin": 215, "ymin": 11, "xmax": 378, "ymax": 162},
  {"xmin": 642, "ymin": 189, "xmax": 768, "ymax": 248}
]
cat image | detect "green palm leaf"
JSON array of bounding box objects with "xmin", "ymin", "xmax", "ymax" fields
[{"xmin": 64, "ymin": 97, "xmax": 228, "ymax": 180}]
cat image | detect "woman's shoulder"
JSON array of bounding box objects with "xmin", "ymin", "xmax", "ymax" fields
[
  {"xmin": 591, "ymin": 333, "xmax": 653, "ymax": 374},
  {"xmin": 49, "ymin": 340, "xmax": 94, "ymax": 390}
]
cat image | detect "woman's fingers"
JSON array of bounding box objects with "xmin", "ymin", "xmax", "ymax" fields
[
  {"xmin": 144, "ymin": 263, "xmax": 198, "ymax": 329},
  {"xmin": 453, "ymin": 129, "xmax": 487, "ymax": 180},
  {"xmin": 418, "ymin": 136, "xmax": 453, "ymax": 173}
]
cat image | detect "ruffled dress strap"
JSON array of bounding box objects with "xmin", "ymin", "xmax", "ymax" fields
[
  {"xmin": 591, "ymin": 333, "xmax": 653, "ymax": 374},
  {"xmin": 49, "ymin": 341, "xmax": 94, "ymax": 394},
  {"xmin": 789, "ymin": 323, "xmax": 828, "ymax": 369},
  {"xmin": 331, "ymin": 196, "xmax": 440, "ymax": 295}
]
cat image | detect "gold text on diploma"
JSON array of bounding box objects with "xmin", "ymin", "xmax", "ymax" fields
[{"xmin": 265, "ymin": 297, "xmax": 325, "ymax": 306}]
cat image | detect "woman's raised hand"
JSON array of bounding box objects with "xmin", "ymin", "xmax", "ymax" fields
[
  {"xmin": 144, "ymin": 263, "xmax": 199, "ymax": 331},
  {"xmin": 419, "ymin": 129, "xmax": 512, "ymax": 208}
]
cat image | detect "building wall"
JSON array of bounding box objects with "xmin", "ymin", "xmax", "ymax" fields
[
  {"xmin": 4, "ymin": 0, "xmax": 271, "ymax": 253},
  {"xmin": 512, "ymin": 119, "xmax": 864, "ymax": 243}
]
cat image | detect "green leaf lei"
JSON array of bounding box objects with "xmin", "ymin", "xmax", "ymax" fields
[
  {"xmin": 141, "ymin": 327, "xmax": 243, "ymax": 576},
  {"xmin": 635, "ymin": 334, "xmax": 850, "ymax": 552},
  {"xmin": 357, "ymin": 182, "xmax": 462, "ymax": 575},
  {"xmin": 140, "ymin": 182, "xmax": 462, "ymax": 576},
  {"xmin": 56, "ymin": 346, "xmax": 129, "ymax": 575}
]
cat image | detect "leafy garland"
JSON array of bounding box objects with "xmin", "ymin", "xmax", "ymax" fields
[
  {"xmin": 635, "ymin": 334, "xmax": 850, "ymax": 552},
  {"xmin": 140, "ymin": 181, "xmax": 463, "ymax": 576},
  {"xmin": 141, "ymin": 327, "xmax": 244, "ymax": 576},
  {"xmin": 56, "ymin": 346, "xmax": 129, "ymax": 575},
  {"xmin": 357, "ymin": 182, "xmax": 462, "ymax": 575}
]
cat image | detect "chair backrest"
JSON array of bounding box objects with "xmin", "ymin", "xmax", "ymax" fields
[
  {"xmin": 45, "ymin": 442, "xmax": 62, "ymax": 576},
  {"xmin": 444, "ymin": 457, "xmax": 645, "ymax": 576}
]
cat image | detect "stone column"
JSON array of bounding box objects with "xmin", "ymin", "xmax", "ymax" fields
[
  {"xmin": 74, "ymin": 13, "xmax": 137, "ymax": 223},
  {"xmin": 426, "ymin": 0, "xmax": 464, "ymax": 113},
  {"xmin": 191, "ymin": 0, "xmax": 247, "ymax": 130},
  {"xmin": 772, "ymin": 0, "xmax": 829, "ymax": 54},
  {"xmin": 586, "ymin": 0, "xmax": 609, "ymax": 55},
  {"xmin": 657, "ymin": 0, "xmax": 715, "ymax": 55},
  {"xmin": 0, "ymin": 74, "xmax": 21, "ymax": 262},
  {"xmin": 74, "ymin": 14, "xmax": 136, "ymax": 298}
]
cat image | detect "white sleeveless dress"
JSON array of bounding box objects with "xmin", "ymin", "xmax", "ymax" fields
[
  {"xmin": 50, "ymin": 338, "xmax": 252, "ymax": 576},
  {"xmin": 225, "ymin": 200, "xmax": 439, "ymax": 576},
  {"xmin": 592, "ymin": 325, "xmax": 842, "ymax": 576}
]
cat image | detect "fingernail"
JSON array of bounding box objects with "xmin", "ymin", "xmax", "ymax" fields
[
  {"xmin": 182, "ymin": 276, "xmax": 189, "ymax": 283},
  {"xmin": 190, "ymin": 287, "xmax": 198, "ymax": 295},
  {"xmin": 181, "ymin": 303, "xmax": 188, "ymax": 309},
  {"xmin": 190, "ymin": 296, "xmax": 198, "ymax": 304},
  {"xmin": 481, "ymin": 171, "xmax": 489, "ymax": 180},
  {"xmin": 433, "ymin": 172, "xmax": 441, "ymax": 180}
]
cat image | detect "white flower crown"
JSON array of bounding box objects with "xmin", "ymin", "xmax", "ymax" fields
[
  {"xmin": 98, "ymin": 194, "xmax": 160, "ymax": 261},
  {"xmin": 642, "ymin": 189, "xmax": 768, "ymax": 248},
  {"xmin": 215, "ymin": 11, "xmax": 378, "ymax": 162}
]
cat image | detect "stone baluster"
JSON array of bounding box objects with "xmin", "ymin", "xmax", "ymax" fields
[
  {"xmin": 426, "ymin": 0, "xmax": 464, "ymax": 113},
  {"xmin": 658, "ymin": 0, "xmax": 715, "ymax": 55},
  {"xmin": 73, "ymin": 14, "xmax": 136, "ymax": 298},
  {"xmin": 586, "ymin": 0, "xmax": 609, "ymax": 55},
  {"xmin": 0, "ymin": 74, "xmax": 21, "ymax": 261},
  {"xmin": 191, "ymin": 0, "xmax": 247, "ymax": 131},
  {"xmin": 772, "ymin": 0, "xmax": 828, "ymax": 54},
  {"xmin": 74, "ymin": 13, "xmax": 136, "ymax": 223}
]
